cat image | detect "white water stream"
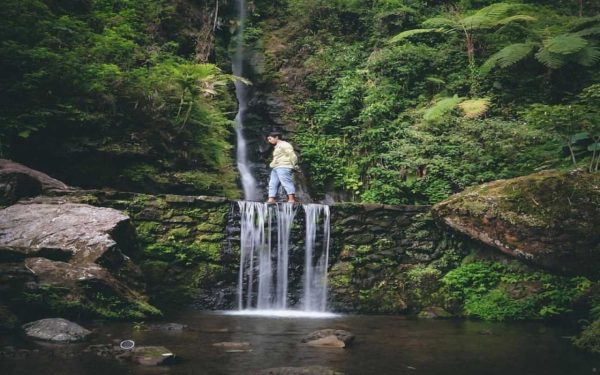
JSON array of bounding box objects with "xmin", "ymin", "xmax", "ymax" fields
[{"xmin": 235, "ymin": 202, "xmax": 331, "ymax": 315}]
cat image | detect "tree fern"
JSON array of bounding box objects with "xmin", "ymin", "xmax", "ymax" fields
[
  {"xmin": 422, "ymin": 17, "xmax": 457, "ymax": 28},
  {"xmin": 574, "ymin": 26, "xmax": 600, "ymax": 37},
  {"xmin": 480, "ymin": 43, "xmax": 536, "ymax": 75},
  {"xmin": 535, "ymin": 48, "xmax": 566, "ymax": 69},
  {"xmin": 544, "ymin": 34, "xmax": 588, "ymax": 54},
  {"xmin": 576, "ymin": 45, "xmax": 600, "ymax": 66},
  {"xmin": 423, "ymin": 95, "xmax": 463, "ymax": 122}
]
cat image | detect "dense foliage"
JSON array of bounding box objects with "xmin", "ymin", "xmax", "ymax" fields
[
  {"xmin": 252, "ymin": 0, "xmax": 600, "ymax": 203},
  {"xmin": 0, "ymin": 0, "xmax": 240, "ymax": 196}
]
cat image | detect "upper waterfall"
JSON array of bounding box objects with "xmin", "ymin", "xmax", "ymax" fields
[{"xmin": 233, "ymin": 0, "xmax": 261, "ymax": 201}]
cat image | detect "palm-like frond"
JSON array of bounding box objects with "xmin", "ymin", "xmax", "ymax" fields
[
  {"xmin": 480, "ymin": 43, "xmax": 536, "ymax": 75},
  {"xmin": 388, "ymin": 28, "xmax": 439, "ymax": 43},
  {"xmin": 459, "ymin": 98, "xmax": 490, "ymax": 119},
  {"xmin": 426, "ymin": 76, "xmax": 446, "ymax": 85},
  {"xmin": 535, "ymin": 48, "xmax": 567, "ymax": 69},
  {"xmin": 422, "ymin": 17, "xmax": 458, "ymax": 28},
  {"xmin": 423, "ymin": 95, "xmax": 463, "ymax": 122},
  {"xmin": 461, "ymin": 15, "xmax": 490, "ymax": 29},
  {"xmin": 474, "ymin": 3, "xmax": 515, "ymax": 19},
  {"xmin": 574, "ymin": 26, "xmax": 600, "ymax": 37},
  {"xmin": 544, "ymin": 34, "xmax": 588, "ymax": 54},
  {"xmin": 576, "ymin": 45, "xmax": 600, "ymax": 66},
  {"xmin": 496, "ymin": 15, "xmax": 536, "ymax": 26}
]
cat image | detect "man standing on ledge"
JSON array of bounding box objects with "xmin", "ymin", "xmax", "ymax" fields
[{"xmin": 266, "ymin": 131, "xmax": 297, "ymax": 203}]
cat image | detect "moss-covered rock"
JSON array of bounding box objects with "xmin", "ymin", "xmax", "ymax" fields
[{"xmin": 432, "ymin": 169, "xmax": 600, "ymax": 276}]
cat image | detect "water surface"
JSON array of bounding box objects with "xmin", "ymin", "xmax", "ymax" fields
[{"xmin": 1, "ymin": 311, "xmax": 598, "ymax": 374}]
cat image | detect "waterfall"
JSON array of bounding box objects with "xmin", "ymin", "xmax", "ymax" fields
[
  {"xmin": 302, "ymin": 204, "xmax": 331, "ymax": 312},
  {"xmin": 233, "ymin": 0, "xmax": 261, "ymax": 201},
  {"xmin": 235, "ymin": 202, "xmax": 330, "ymax": 313}
]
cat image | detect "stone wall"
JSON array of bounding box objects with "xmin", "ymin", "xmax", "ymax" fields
[{"xmin": 57, "ymin": 191, "xmax": 455, "ymax": 314}]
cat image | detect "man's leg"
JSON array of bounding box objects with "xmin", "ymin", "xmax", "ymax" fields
[
  {"xmin": 275, "ymin": 167, "xmax": 296, "ymax": 203},
  {"xmin": 267, "ymin": 169, "xmax": 280, "ymax": 203}
]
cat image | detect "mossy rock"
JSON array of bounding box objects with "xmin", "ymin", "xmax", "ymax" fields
[{"xmin": 432, "ymin": 169, "xmax": 600, "ymax": 277}]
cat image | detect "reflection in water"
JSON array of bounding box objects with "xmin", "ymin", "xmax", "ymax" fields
[{"xmin": 1, "ymin": 311, "xmax": 598, "ymax": 375}]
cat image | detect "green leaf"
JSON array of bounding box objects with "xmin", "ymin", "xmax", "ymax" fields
[
  {"xmin": 388, "ymin": 28, "xmax": 439, "ymax": 43},
  {"xmin": 422, "ymin": 17, "xmax": 457, "ymax": 28},
  {"xmin": 18, "ymin": 130, "xmax": 31, "ymax": 138},
  {"xmin": 576, "ymin": 46, "xmax": 600, "ymax": 66},
  {"xmin": 480, "ymin": 43, "xmax": 536, "ymax": 75},
  {"xmin": 535, "ymin": 48, "xmax": 566, "ymax": 69},
  {"xmin": 544, "ymin": 34, "xmax": 588, "ymax": 54},
  {"xmin": 423, "ymin": 95, "xmax": 463, "ymax": 122},
  {"xmin": 569, "ymin": 132, "xmax": 589, "ymax": 143},
  {"xmin": 588, "ymin": 142, "xmax": 600, "ymax": 151}
]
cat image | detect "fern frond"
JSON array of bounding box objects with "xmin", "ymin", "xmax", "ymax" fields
[
  {"xmin": 496, "ymin": 15, "xmax": 536, "ymax": 26},
  {"xmin": 388, "ymin": 28, "xmax": 439, "ymax": 44},
  {"xmin": 461, "ymin": 15, "xmax": 490, "ymax": 30},
  {"xmin": 423, "ymin": 95, "xmax": 462, "ymax": 122},
  {"xmin": 480, "ymin": 43, "xmax": 536, "ymax": 75},
  {"xmin": 426, "ymin": 76, "xmax": 446, "ymax": 85},
  {"xmin": 422, "ymin": 17, "xmax": 457, "ymax": 28},
  {"xmin": 474, "ymin": 3, "xmax": 514, "ymax": 19},
  {"xmin": 576, "ymin": 46, "xmax": 600, "ymax": 66},
  {"xmin": 535, "ymin": 48, "xmax": 567, "ymax": 69},
  {"xmin": 544, "ymin": 34, "xmax": 588, "ymax": 54},
  {"xmin": 459, "ymin": 98, "xmax": 490, "ymax": 119},
  {"xmin": 574, "ymin": 26, "xmax": 600, "ymax": 37}
]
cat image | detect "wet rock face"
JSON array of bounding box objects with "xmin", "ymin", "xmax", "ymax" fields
[
  {"xmin": 256, "ymin": 366, "xmax": 344, "ymax": 375},
  {"xmin": 0, "ymin": 159, "xmax": 69, "ymax": 206},
  {"xmin": 22, "ymin": 318, "xmax": 91, "ymax": 343},
  {"xmin": 0, "ymin": 202, "xmax": 133, "ymax": 263},
  {"xmin": 432, "ymin": 169, "xmax": 600, "ymax": 276},
  {"xmin": 0, "ymin": 200, "xmax": 159, "ymax": 321}
]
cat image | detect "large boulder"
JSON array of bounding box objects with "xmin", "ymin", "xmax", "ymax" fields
[
  {"xmin": 0, "ymin": 200, "xmax": 160, "ymax": 320},
  {"xmin": 0, "ymin": 159, "xmax": 70, "ymax": 206},
  {"xmin": 432, "ymin": 169, "xmax": 600, "ymax": 276},
  {"xmin": 22, "ymin": 318, "xmax": 91, "ymax": 343}
]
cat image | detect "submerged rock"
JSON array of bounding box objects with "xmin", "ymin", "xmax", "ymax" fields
[
  {"xmin": 123, "ymin": 346, "xmax": 176, "ymax": 366},
  {"xmin": 301, "ymin": 329, "xmax": 354, "ymax": 348},
  {"xmin": 432, "ymin": 169, "xmax": 600, "ymax": 276},
  {"xmin": 22, "ymin": 318, "xmax": 91, "ymax": 343},
  {"xmin": 255, "ymin": 366, "xmax": 343, "ymax": 375},
  {"xmin": 418, "ymin": 306, "xmax": 452, "ymax": 319}
]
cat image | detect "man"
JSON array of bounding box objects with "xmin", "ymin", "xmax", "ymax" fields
[{"xmin": 266, "ymin": 131, "xmax": 298, "ymax": 203}]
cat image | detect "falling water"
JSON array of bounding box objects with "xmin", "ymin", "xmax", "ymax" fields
[
  {"xmin": 302, "ymin": 204, "xmax": 331, "ymax": 312},
  {"xmin": 235, "ymin": 202, "xmax": 330, "ymax": 313},
  {"xmin": 233, "ymin": 0, "xmax": 261, "ymax": 201}
]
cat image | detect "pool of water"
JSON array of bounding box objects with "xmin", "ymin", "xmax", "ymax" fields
[{"xmin": 1, "ymin": 310, "xmax": 598, "ymax": 374}]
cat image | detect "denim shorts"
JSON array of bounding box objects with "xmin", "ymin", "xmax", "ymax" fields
[{"xmin": 268, "ymin": 167, "xmax": 295, "ymax": 197}]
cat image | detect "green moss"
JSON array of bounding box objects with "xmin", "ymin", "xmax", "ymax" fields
[
  {"xmin": 0, "ymin": 305, "xmax": 18, "ymax": 330},
  {"xmin": 167, "ymin": 227, "xmax": 191, "ymax": 240},
  {"xmin": 196, "ymin": 222, "xmax": 222, "ymax": 232},
  {"xmin": 196, "ymin": 233, "xmax": 225, "ymax": 242},
  {"xmin": 574, "ymin": 319, "xmax": 600, "ymax": 353},
  {"xmin": 135, "ymin": 221, "xmax": 162, "ymax": 242}
]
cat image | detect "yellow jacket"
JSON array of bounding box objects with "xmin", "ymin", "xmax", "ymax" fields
[{"xmin": 270, "ymin": 140, "xmax": 298, "ymax": 168}]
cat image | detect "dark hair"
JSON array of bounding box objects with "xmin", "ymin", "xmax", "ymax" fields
[{"xmin": 267, "ymin": 131, "xmax": 283, "ymax": 139}]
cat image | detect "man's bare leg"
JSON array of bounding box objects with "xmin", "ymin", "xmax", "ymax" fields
[
  {"xmin": 287, "ymin": 194, "xmax": 296, "ymax": 203},
  {"xmin": 266, "ymin": 197, "xmax": 277, "ymax": 204}
]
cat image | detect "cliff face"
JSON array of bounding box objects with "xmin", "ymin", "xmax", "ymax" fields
[{"xmin": 432, "ymin": 169, "xmax": 600, "ymax": 277}]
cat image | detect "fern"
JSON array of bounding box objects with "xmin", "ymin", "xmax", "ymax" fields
[
  {"xmin": 535, "ymin": 48, "xmax": 566, "ymax": 69},
  {"xmin": 544, "ymin": 34, "xmax": 588, "ymax": 54},
  {"xmin": 422, "ymin": 17, "xmax": 457, "ymax": 28},
  {"xmin": 576, "ymin": 46, "xmax": 600, "ymax": 66},
  {"xmin": 388, "ymin": 28, "xmax": 438, "ymax": 43},
  {"xmin": 423, "ymin": 95, "xmax": 463, "ymax": 122},
  {"xmin": 496, "ymin": 15, "xmax": 536, "ymax": 26},
  {"xmin": 459, "ymin": 98, "xmax": 490, "ymax": 119},
  {"xmin": 480, "ymin": 43, "xmax": 536, "ymax": 75},
  {"xmin": 574, "ymin": 26, "xmax": 600, "ymax": 37}
]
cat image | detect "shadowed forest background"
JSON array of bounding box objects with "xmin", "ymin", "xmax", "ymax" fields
[{"xmin": 1, "ymin": 0, "xmax": 598, "ymax": 203}]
